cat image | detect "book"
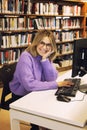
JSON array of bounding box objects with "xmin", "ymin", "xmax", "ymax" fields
[{"xmin": 18, "ymin": 17, "xmax": 24, "ymax": 29}]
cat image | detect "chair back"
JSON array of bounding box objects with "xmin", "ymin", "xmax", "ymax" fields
[{"xmin": 0, "ymin": 62, "xmax": 17, "ymax": 110}]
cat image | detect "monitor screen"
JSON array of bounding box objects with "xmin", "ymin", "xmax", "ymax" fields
[{"xmin": 72, "ymin": 38, "xmax": 87, "ymax": 77}]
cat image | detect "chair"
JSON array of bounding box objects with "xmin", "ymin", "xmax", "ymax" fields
[
  {"xmin": 0, "ymin": 63, "xmax": 39, "ymax": 130},
  {"xmin": 0, "ymin": 62, "xmax": 17, "ymax": 110}
]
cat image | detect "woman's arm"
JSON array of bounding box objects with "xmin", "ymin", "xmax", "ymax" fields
[{"xmin": 41, "ymin": 59, "xmax": 58, "ymax": 81}]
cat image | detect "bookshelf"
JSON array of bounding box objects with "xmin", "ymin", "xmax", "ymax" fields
[
  {"xmin": 83, "ymin": 2, "xmax": 87, "ymax": 38},
  {"xmin": 0, "ymin": 0, "xmax": 86, "ymax": 72}
]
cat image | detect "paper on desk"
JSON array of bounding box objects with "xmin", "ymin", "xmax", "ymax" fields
[
  {"xmin": 70, "ymin": 91, "xmax": 86, "ymax": 102},
  {"xmin": 80, "ymin": 73, "xmax": 87, "ymax": 85}
]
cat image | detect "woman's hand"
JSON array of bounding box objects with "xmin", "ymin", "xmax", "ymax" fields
[
  {"xmin": 42, "ymin": 49, "xmax": 54, "ymax": 60},
  {"xmin": 57, "ymin": 81, "xmax": 74, "ymax": 88}
]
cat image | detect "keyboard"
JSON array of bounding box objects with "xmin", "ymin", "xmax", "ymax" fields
[{"xmin": 55, "ymin": 78, "xmax": 81, "ymax": 97}]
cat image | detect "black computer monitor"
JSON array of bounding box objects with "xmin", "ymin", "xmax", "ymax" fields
[
  {"xmin": 72, "ymin": 38, "xmax": 87, "ymax": 77},
  {"xmin": 72, "ymin": 38, "xmax": 87, "ymax": 94}
]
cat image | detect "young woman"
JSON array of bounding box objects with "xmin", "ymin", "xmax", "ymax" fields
[{"xmin": 9, "ymin": 30, "xmax": 73, "ymax": 130}]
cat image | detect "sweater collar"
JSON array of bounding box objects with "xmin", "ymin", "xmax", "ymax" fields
[{"xmin": 35, "ymin": 55, "xmax": 42, "ymax": 61}]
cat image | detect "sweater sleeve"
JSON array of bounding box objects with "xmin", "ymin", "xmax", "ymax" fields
[{"xmin": 41, "ymin": 59, "xmax": 58, "ymax": 81}]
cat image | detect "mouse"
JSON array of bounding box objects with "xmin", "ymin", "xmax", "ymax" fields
[{"xmin": 57, "ymin": 95, "xmax": 71, "ymax": 102}]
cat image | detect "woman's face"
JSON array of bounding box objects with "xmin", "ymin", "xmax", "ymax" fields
[{"xmin": 37, "ymin": 37, "xmax": 52, "ymax": 57}]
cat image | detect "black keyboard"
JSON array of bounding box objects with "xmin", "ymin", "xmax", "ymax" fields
[{"xmin": 55, "ymin": 78, "xmax": 81, "ymax": 97}]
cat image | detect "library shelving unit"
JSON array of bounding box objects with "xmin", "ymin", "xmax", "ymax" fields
[
  {"xmin": 83, "ymin": 2, "xmax": 87, "ymax": 38},
  {"xmin": 0, "ymin": 0, "xmax": 86, "ymax": 72}
]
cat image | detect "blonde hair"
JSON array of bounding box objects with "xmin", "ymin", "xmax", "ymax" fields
[{"xmin": 26, "ymin": 30, "xmax": 57, "ymax": 61}]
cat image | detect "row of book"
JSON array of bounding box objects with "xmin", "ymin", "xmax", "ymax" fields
[
  {"xmin": 0, "ymin": 30, "xmax": 80, "ymax": 49},
  {"xmin": 57, "ymin": 43, "xmax": 73, "ymax": 55},
  {"xmin": 0, "ymin": 17, "xmax": 26, "ymax": 30},
  {"xmin": 55, "ymin": 55, "xmax": 73, "ymax": 68},
  {"xmin": 62, "ymin": 5, "xmax": 81, "ymax": 16},
  {"xmin": 62, "ymin": 31, "xmax": 80, "ymax": 41},
  {"xmin": 0, "ymin": 49, "xmax": 73, "ymax": 66},
  {"xmin": 62, "ymin": 18, "xmax": 80, "ymax": 29},
  {"xmin": 0, "ymin": 0, "xmax": 81, "ymax": 16},
  {"xmin": 0, "ymin": 17, "xmax": 81, "ymax": 31},
  {"xmin": 34, "ymin": 17, "xmax": 81, "ymax": 30},
  {"xmin": 0, "ymin": 49, "xmax": 24, "ymax": 64},
  {"xmin": 61, "ymin": 59, "xmax": 72, "ymax": 67},
  {"xmin": 61, "ymin": 55, "xmax": 73, "ymax": 67},
  {"xmin": 1, "ymin": 33, "xmax": 33, "ymax": 48},
  {"xmin": 0, "ymin": 0, "xmax": 28, "ymax": 14},
  {"xmin": 54, "ymin": 30, "xmax": 80, "ymax": 42}
]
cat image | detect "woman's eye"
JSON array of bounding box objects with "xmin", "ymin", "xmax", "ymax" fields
[
  {"xmin": 40, "ymin": 41, "xmax": 45, "ymax": 46},
  {"xmin": 47, "ymin": 44, "xmax": 52, "ymax": 47}
]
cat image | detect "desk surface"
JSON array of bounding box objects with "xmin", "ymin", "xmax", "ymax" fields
[
  {"xmin": 10, "ymin": 70, "xmax": 87, "ymax": 128},
  {"xmin": 10, "ymin": 90, "xmax": 87, "ymax": 128}
]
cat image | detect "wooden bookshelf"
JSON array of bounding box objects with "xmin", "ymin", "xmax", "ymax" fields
[
  {"xmin": 83, "ymin": 2, "xmax": 87, "ymax": 38},
  {"xmin": 0, "ymin": 0, "xmax": 86, "ymax": 71}
]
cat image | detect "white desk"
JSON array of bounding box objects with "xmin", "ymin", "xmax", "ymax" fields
[{"xmin": 10, "ymin": 70, "xmax": 87, "ymax": 130}]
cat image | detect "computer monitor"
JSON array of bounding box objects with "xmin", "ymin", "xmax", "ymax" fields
[
  {"xmin": 72, "ymin": 38, "xmax": 87, "ymax": 94},
  {"xmin": 72, "ymin": 38, "xmax": 87, "ymax": 77}
]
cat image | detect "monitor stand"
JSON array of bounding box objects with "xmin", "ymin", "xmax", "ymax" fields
[{"xmin": 79, "ymin": 84, "xmax": 87, "ymax": 94}]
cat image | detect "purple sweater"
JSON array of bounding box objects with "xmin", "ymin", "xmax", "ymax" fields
[{"xmin": 9, "ymin": 51, "xmax": 58, "ymax": 96}]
